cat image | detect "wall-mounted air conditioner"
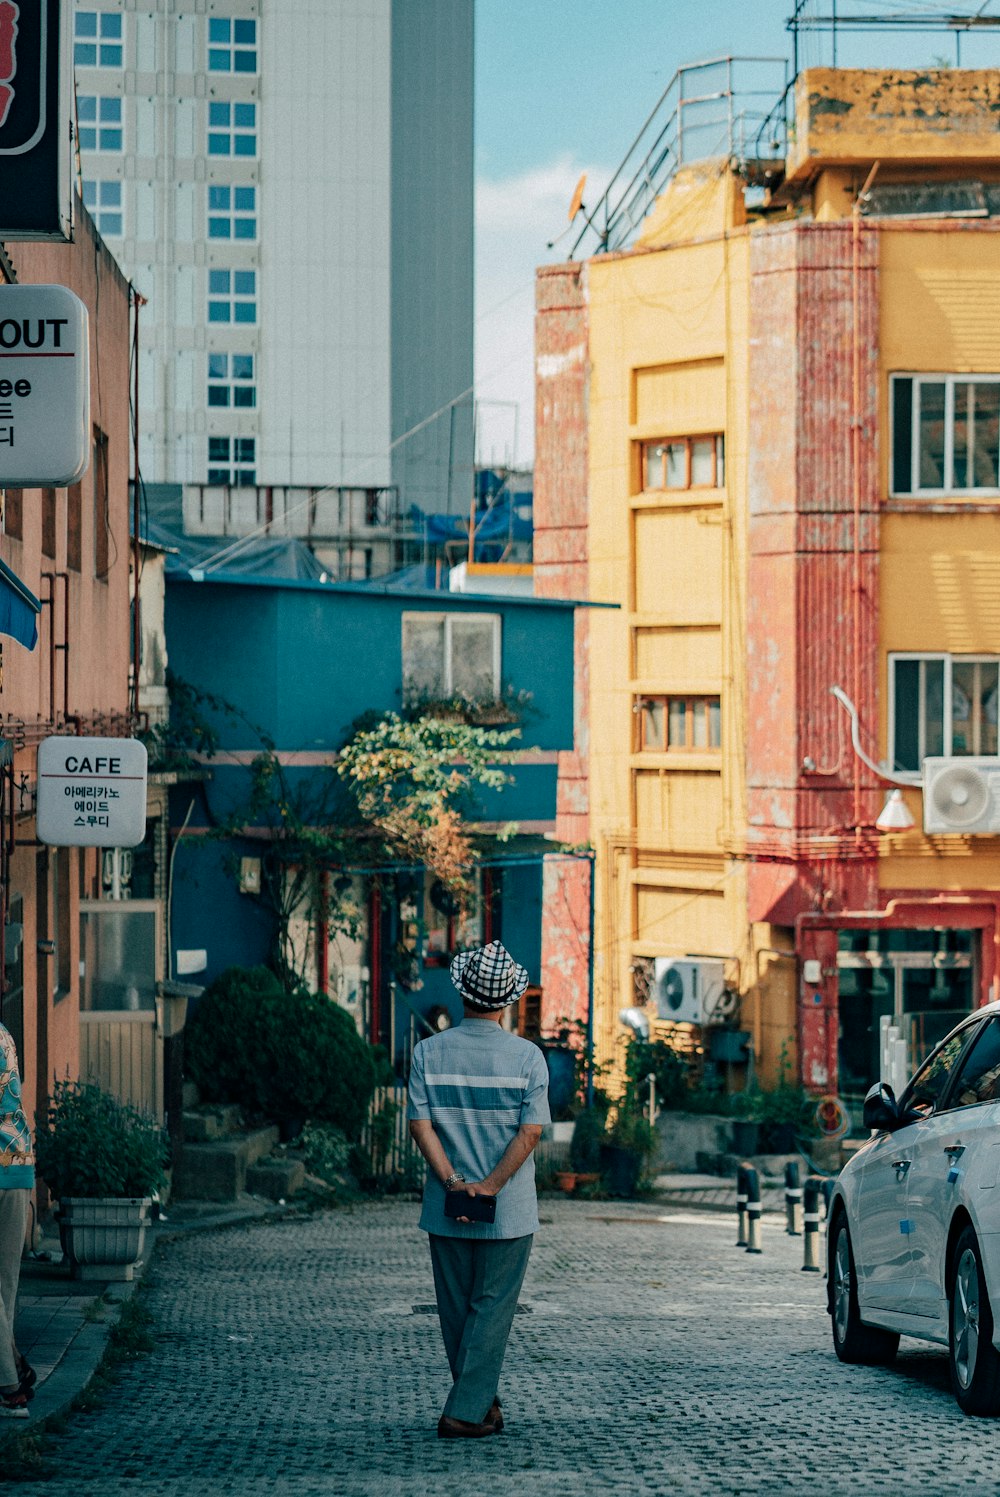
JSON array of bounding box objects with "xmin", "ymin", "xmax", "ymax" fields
[
  {"xmin": 922, "ymin": 757, "xmax": 1000, "ymax": 835},
  {"xmin": 652, "ymin": 958, "xmax": 726, "ymax": 1026}
]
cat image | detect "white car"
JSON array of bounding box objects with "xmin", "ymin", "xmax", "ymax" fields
[{"xmin": 829, "ymin": 1001, "xmax": 1000, "ymax": 1416}]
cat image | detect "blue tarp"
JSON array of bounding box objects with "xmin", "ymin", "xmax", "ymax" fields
[
  {"xmin": 0, "ymin": 558, "xmax": 39, "ymax": 650},
  {"xmin": 414, "ymin": 490, "xmax": 533, "ymax": 547}
]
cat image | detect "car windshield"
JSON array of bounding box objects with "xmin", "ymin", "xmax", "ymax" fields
[{"xmin": 901, "ymin": 1024, "xmax": 978, "ymax": 1117}]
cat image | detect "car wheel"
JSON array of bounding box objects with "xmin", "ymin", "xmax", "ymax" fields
[
  {"xmin": 831, "ymin": 1218, "xmax": 900, "ymax": 1366},
  {"xmin": 949, "ymin": 1225, "xmax": 1000, "ymax": 1416}
]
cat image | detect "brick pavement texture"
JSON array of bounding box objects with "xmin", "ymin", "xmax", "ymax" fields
[{"xmin": 9, "ymin": 1199, "xmax": 996, "ymax": 1496}]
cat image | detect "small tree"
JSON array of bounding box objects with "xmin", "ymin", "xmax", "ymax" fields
[{"xmin": 336, "ymin": 711, "xmax": 520, "ymax": 903}]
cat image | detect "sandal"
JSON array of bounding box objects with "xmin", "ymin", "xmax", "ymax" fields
[{"xmin": 16, "ymin": 1357, "xmax": 35, "ymax": 1401}]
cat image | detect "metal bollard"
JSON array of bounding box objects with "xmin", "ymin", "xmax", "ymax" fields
[
  {"xmin": 745, "ymin": 1166, "xmax": 763, "ymax": 1255},
  {"xmin": 802, "ymin": 1176, "xmax": 822, "ymax": 1272},
  {"xmin": 784, "ymin": 1161, "xmax": 802, "ymax": 1237},
  {"xmin": 819, "ymin": 1177, "xmax": 835, "ymax": 1221},
  {"xmin": 735, "ymin": 1162, "xmax": 749, "ymax": 1248}
]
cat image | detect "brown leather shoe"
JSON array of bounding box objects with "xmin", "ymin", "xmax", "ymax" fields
[
  {"xmin": 485, "ymin": 1399, "xmax": 504, "ymax": 1433},
  {"xmin": 437, "ymin": 1414, "xmax": 496, "ymax": 1439}
]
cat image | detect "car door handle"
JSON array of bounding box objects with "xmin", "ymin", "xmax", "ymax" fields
[
  {"xmin": 944, "ymin": 1143, "xmax": 965, "ymax": 1158},
  {"xmin": 892, "ymin": 1159, "xmax": 911, "ymax": 1175}
]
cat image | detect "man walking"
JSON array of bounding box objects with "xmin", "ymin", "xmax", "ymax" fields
[{"xmin": 407, "ymin": 940, "xmax": 550, "ymax": 1439}]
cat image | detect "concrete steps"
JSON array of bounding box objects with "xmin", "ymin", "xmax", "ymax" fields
[
  {"xmin": 175, "ymin": 1125, "xmax": 281, "ymax": 1203},
  {"xmin": 246, "ymin": 1158, "xmax": 306, "ymax": 1202},
  {"xmin": 181, "ymin": 1105, "xmax": 244, "ymax": 1143}
]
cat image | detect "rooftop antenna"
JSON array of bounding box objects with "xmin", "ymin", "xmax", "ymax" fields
[{"xmin": 547, "ymin": 171, "xmax": 594, "ymax": 249}]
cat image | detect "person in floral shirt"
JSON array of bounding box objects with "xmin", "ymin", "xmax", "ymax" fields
[{"xmin": 0, "ymin": 1023, "xmax": 34, "ymax": 1417}]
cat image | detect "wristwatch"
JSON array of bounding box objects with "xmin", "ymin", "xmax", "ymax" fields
[{"xmin": 444, "ymin": 1171, "xmax": 466, "ymax": 1190}]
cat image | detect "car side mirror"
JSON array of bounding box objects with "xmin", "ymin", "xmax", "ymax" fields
[{"xmin": 863, "ymin": 1080, "xmax": 901, "ymax": 1132}]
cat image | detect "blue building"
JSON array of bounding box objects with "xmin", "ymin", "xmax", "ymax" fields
[{"xmin": 164, "ymin": 569, "xmax": 586, "ymax": 1066}]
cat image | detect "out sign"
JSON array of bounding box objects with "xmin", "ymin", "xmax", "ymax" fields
[
  {"xmin": 36, "ymin": 736, "xmax": 147, "ymax": 848},
  {"xmin": 0, "ymin": 285, "xmax": 89, "ymax": 485}
]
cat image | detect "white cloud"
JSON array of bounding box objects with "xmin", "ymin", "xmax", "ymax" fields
[{"xmin": 475, "ymin": 155, "xmax": 609, "ymax": 469}]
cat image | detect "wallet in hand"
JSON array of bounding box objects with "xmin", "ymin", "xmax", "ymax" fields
[{"xmin": 444, "ymin": 1191, "xmax": 497, "ymax": 1223}]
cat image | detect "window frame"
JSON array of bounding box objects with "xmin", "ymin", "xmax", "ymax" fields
[
  {"xmin": 890, "ymin": 372, "xmax": 1000, "ymax": 498},
  {"xmin": 208, "ymin": 269, "xmax": 257, "ymax": 325},
  {"xmin": 93, "ymin": 427, "xmax": 110, "ymax": 579},
  {"xmin": 82, "ymin": 178, "xmax": 123, "ymax": 237},
  {"xmin": 637, "ymin": 693, "xmax": 722, "ymax": 753},
  {"xmin": 207, "ymin": 435, "xmax": 256, "ymax": 487},
  {"xmin": 77, "ymin": 94, "xmax": 123, "ymax": 152},
  {"xmin": 208, "ymin": 17, "xmax": 257, "ymax": 74},
  {"xmin": 74, "ymin": 9, "xmax": 123, "ymax": 68},
  {"xmin": 207, "ymin": 351, "xmax": 256, "ymax": 409},
  {"xmin": 889, "ymin": 651, "xmax": 1000, "ymax": 769},
  {"xmin": 641, "ymin": 434, "xmax": 725, "ymax": 493},
  {"xmin": 207, "ymin": 183, "xmax": 257, "ymax": 241},
  {"xmin": 401, "ymin": 611, "xmax": 502, "ymax": 703},
  {"xmin": 207, "ymin": 100, "xmax": 257, "ymax": 158}
]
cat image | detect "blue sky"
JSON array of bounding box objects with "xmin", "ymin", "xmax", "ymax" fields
[{"xmin": 472, "ymin": 0, "xmax": 1000, "ymax": 466}]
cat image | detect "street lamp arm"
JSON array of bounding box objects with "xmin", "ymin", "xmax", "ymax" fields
[{"xmin": 828, "ymin": 685, "xmax": 922, "ymax": 789}]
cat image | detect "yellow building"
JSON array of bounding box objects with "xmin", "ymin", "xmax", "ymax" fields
[{"xmin": 535, "ymin": 67, "xmax": 1000, "ymax": 1115}]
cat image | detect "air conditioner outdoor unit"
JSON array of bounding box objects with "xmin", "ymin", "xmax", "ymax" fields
[
  {"xmin": 652, "ymin": 958, "xmax": 726, "ymax": 1026},
  {"xmin": 922, "ymin": 757, "xmax": 1000, "ymax": 835}
]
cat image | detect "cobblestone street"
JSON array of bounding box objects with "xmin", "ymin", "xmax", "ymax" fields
[{"xmin": 9, "ymin": 1199, "xmax": 996, "ymax": 1496}]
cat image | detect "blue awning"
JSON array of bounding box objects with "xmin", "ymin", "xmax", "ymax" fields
[{"xmin": 0, "ymin": 558, "xmax": 39, "ymax": 650}]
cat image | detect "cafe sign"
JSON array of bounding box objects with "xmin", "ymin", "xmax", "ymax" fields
[{"xmin": 36, "ymin": 736, "xmax": 148, "ymax": 848}]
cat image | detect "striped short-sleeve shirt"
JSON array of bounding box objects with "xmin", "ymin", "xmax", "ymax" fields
[{"xmin": 407, "ymin": 1017, "xmax": 550, "ymax": 1239}]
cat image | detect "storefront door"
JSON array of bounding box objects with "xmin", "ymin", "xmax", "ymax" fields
[{"xmin": 836, "ymin": 928, "xmax": 976, "ymax": 1118}]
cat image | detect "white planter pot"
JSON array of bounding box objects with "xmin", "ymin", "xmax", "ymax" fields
[{"xmin": 59, "ymin": 1197, "xmax": 152, "ymax": 1282}]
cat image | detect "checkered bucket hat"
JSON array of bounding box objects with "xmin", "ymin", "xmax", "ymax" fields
[{"xmin": 450, "ymin": 940, "xmax": 529, "ymax": 1011}]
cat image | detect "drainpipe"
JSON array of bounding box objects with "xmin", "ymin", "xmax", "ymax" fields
[
  {"xmin": 586, "ymin": 850, "xmax": 596, "ymax": 1109},
  {"xmin": 850, "ymin": 161, "xmax": 879, "ymax": 838},
  {"xmin": 131, "ymin": 288, "xmax": 145, "ymax": 723}
]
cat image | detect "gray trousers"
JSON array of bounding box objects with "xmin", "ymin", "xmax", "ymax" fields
[
  {"xmin": 428, "ymin": 1233, "xmax": 533, "ymax": 1424},
  {"xmin": 0, "ymin": 1190, "xmax": 27, "ymax": 1389}
]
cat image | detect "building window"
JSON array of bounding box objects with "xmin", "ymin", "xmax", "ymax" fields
[
  {"xmin": 892, "ymin": 374, "xmax": 1000, "ymax": 496},
  {"xmin": 67, "ymin": 482, "xmax": 82, "ymax": 572},
  {"xmin": 642, "ymin": 434, "xmax": 724, "ymax": 491},
  {"xmin": 638, "ymin": 695, "xmax": 721, "ymax": 752},
  {"xmin": 891, "ymin": 654, "xmax": 1000, "ymax": 771},
  {"xmin": 207, "ymin": 436, "xmax": 255, "ymax": 486},
  {"xmin": 208, "ymin": 269, "xmax": 256, "ymax": 324},
  {"xmin": 75, "ymin": 10, "xmax": 123, "ymax": 67},
  {"xmin": 41, "ymin": 488, "xmax": 57, "ymax": 560},
  {"xmin": 401, "ymin": 612, "xmax": 501, "ymax": 704},
  {"xmin": 82, "ymin": 179, "xmax": 122, "ymax": 237},
  {"xmin": 208, "ymin": 101, "xmax": 257, "ymax": 157},
  {"xmin": 77, "ymin": 95, "xmax": 122, "ymax": 151},
  {"xmin": 208, "ymin": 17, "xmax": 257, "ymax": 73},
  {"xmin": 208, "ymin": 352, "xmax": 255, "ymax": 409},
  {"xmin": 93, "ymin": 428, "xmax": 110, "ymax": 579},
  {"xmin": 2, "ymin": 488, "xmax": 22, "ymax": 541},
  {"xmin": 208, "ymin": 185, "xmax": 256, "ymax": 240}
]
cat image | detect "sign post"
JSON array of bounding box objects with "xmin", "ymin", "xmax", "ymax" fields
[{"xmin": 36, "ymin": 736, "xmax": 148, "ymax": 848}]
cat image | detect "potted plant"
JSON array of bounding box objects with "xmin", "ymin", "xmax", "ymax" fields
[
  {"xmin": 730, "ymin": 1088, "xmax": 762, "ymax": 1156},
  {"xmin": 757, "ymin": 1081, "xmax": 815, "ymax": 1153},
  {"xmin": 36, "ymin": 1080, "xmax": 168, "ymax": 1281},
  {"xmin": 600, "ymin": 1108, "xmax": 658, "ymax": 1198}
]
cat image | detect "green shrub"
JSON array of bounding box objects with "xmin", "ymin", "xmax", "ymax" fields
[
  {"xmin": 570, "ymin": 1108, "xmax": 606, "ymax": 1173},
  {"xmin": 623, "ymin": 1037, "xmax": 698, "ymax": 1111},
  {"xmin": 299, "ymin": 1121, "xmax": 353, "ymax": 1184},
  {"xmin": 185, "ymin": 965, "xmax": 385, "ymax": 1138},
  {"xmin": 36, "ymin": 1081, "xmax": 167, "ymax": 1200}
]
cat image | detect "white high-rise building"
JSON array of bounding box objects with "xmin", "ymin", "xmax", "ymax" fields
[{"xmin": 73, "ymin": 0, "xmax": 474, "ymax": 516}]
